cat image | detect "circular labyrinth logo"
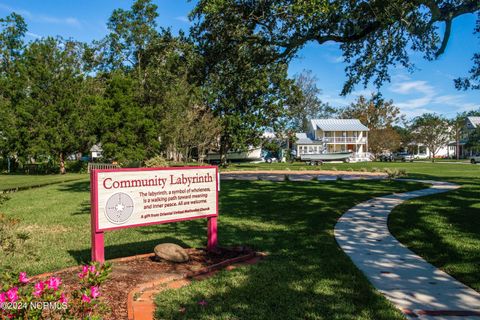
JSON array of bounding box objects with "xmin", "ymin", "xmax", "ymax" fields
[{"xmin": 105, "ymin": 192, "xmax": 134, "ymax": 225}]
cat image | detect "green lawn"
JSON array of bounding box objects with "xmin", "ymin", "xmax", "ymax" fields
[
  {"xmin": 0, "ymin": 174, "xmax": 427, "ymax": 319},
  {"xmin": 1, "ymin": 162, "xmax": 478, "ymax": 319},
  {"xmin": 224, "ymin": 160, "xmax": 478, "ymax": 174},
  {"xmin": 0, "ymin": 173, "xmax": 87, "ymax": 191},
  {"xmin": 388, "ymin": 165, "xmax": 480, "ymax": 292}
]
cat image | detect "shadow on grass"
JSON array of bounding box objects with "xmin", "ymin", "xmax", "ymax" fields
[
  {"xmin": 68, "ymin": 237, "xmax": 192, "ymax": 264},
  {"xmin": 148, "ymin": 179, "xmax": 424, "ymax": 319},
  {"xmin": 58, "ymin": 180, "xmax": 90, "ymax": 193},
  {"xmin": 389, "ymin": 175, "xmax": 480, "ymax": 291}
]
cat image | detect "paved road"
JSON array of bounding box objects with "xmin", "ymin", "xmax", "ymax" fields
[
  {"xmin": 220, "ymin": 173, "xmax": 386, "ymax": 182},
  {"xmin": 335, "ymin": 180, "xmax": 480, "ymax": 319}
]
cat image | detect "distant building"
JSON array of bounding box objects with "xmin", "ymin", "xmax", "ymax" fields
[
  {"xmin": 90, "ymin": 144, "xmax": 103, "ymax": 159},
  {"xmin": 294, "ymin": 119, "xmax": 370, "ymax": 161},
  {"xmin": 447, "ymin": 116, "xmax": 480, "ymax": 158}
]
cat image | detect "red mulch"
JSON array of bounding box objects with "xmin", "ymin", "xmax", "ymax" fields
[{"xmin": 35, "ymin": 247, "xmax": 251, "ymax": 320}]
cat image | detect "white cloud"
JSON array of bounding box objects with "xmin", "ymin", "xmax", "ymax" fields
[
  {"xmin": 36, "ymin": 15, "xmax": 81, "ymax": 27},
  {"xmin": 174, "ymin": 16, "xmax": 189, "ymax": 23},
  {"xmin": 0, "ymin": 2, "xmax": 81, "ymax": 28},
  {"xmin": 26, "ymin": 31, "xmax": 41, "ymax": 39},
  {"xmin": 0, "ymin": 3, "xmax": 32, "ymax": 18},
  {"xmin": 389, "ymin": 79, "xmax": 479, "ymax": 118},
  {"xmin": 324, "ymin": 54, "xmax": 343, "ymax": 64}
]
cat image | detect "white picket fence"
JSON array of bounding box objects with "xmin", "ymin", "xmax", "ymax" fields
[{"xmin": 87, "ymin": 163, "xmax": 120, "ymax": 173}]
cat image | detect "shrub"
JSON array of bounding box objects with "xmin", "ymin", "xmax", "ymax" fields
[
  {"xmin": 144, "ymin": 156, "xmax": 169, "ymax": 168},
  {"xmin": 371, "ymin": 167, "xmax": 380, "ymax": 173},
  {"xmin": 383, "ymin": 168, "xmax": 407, "ymax": 179},
  {"xmin": 65, "ymin": 161, "xmax": 88, "ymax": 173},
  {"xmin": 0, "ymin": 262, "xmax": 111, "ymax": 319}
]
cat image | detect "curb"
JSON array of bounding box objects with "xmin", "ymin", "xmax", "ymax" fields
[{"xmin": 127, "ymin": 252, "xmax": 264, "ymax": 320}]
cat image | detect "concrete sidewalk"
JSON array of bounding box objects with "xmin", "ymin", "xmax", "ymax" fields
[{"xmin": 335, "ymin": 180, "xmax": 480, "ymax": 319}]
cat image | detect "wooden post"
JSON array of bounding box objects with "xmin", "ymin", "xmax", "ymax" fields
[
  {"xmin": 91, "ymin": 231, "xmax": 105, "ymax": 262},
  {"xmin": 90, "ymin": 169, "xmax": 105, "ymax": 262},
  {"xmin": 207, "ymin": 216, "xmax": 218, "ymax": 251}
]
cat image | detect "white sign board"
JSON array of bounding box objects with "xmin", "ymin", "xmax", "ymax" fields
[{"xmin": 91, "ymin": 167, "xmax": 219, "ymax": 232}]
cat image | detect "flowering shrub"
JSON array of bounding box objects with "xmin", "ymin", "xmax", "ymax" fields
[{"xmin": 0, "ymin": 262, "xmax": 111, "ymax": 319}]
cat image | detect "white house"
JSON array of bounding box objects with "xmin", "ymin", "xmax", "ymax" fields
[
  {"xmin": 413, "ymin": 116, "xmax": 480, "ymax": 159},
  {"xmin": 90, "ymin": 144, "xmax": 103, "ymax": 159},
  {"xmin": 294, "ymin": 119, "xmax": 370, "ymax": 161}
]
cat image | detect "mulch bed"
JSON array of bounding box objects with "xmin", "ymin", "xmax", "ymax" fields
[{"xmin": 34, "ymin": 247, "xmax": 253, "ymax": 320}]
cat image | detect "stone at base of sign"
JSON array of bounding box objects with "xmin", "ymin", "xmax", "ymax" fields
[{"xmin": 154, "ymin": 243, "xmax": 189, "ymax": 263}]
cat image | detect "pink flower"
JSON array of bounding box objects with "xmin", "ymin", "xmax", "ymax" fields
[
  {"xmin": 59, "ymin": 293, "xmax": 68, "ymax": 304},
  {"xmin": 78, "ymin": 272, "xmax": 85, "ymax": 279},
  {"xmin": 33, "ymin": 281, "xmax": 45, "ymax": 297},
  {"xmin": 82, "ymin": 265, "xmax": 89, "ymax": 274},
  {"xmin": 88, "ymin": 265, "xmax": 96, "ymax": 274},
  {"xmin": 6, "ymin": 287, "xmax": 18, "ymax": 303},
  {"xmin": 90, "ymin": 286, "xmax": 100, "ymax": 299},
  {"xmin": 0, "ymin": 292, "xmax": 6, "ymax": 303},
  {"xmin": 81, "ymin": 294, "xmax": 91, "ymax": 303},
  {"xmin": 46, "ymin": 277, "xmax": 62, "ymax": 291},
  {"xmin": 18, "ymin": 272, "xmax": 30, "ymax": 284},
  {"xmin": 198, "ymin": 300, "xmax": 208, "ymax": 306}
]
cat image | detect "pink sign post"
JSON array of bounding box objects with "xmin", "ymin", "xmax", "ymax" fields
[{"xmin": 90, "ymin": 166, "xmax": 219, "ymax": 262}]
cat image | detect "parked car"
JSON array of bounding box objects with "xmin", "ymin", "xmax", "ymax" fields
[
  {"xmin": 378, "ymin": 153, "xmax": 393, "ymax": 162},
  {"xmin": 393, "ymin": 152, "xmax": 414, "ymax": 162},
  {"xmin": 414, "ymin": 153, "xmax": 429, "ymax": 160},
  {"xmin": 471, "ymin": 154, "xmax": 480, "ymax": 164}
]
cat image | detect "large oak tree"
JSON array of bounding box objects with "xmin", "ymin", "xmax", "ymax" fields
[{"xmin": 193, "ymin": 1, "xmax": 480, "ymax": 94}]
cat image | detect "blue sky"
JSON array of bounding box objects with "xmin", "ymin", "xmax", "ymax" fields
[{"xmin": 1, "ymin": 0, "xmax": 479, "ymax": 119}]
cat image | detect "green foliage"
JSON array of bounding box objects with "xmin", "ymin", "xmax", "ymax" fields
[
  {"xmin": 144, "ymin": 155, "xmax": 169, "ymax": 168},
  {"xmin": 192, "ymin": 2, "xmax": 299, "ymax": 164},
  {"xmin": 383, "ymin": 168, "xmax": 407, "ymax": 179},
  {"xmin": 287, "ymin": 70, "xmax": 335, "ymax": 132},
  {"xmin": 65, "ymin": 160, "xmax": 88, "ymax": 173},
  {"xmin": 92, "ymin": 71, "xmax": 160, "ymax": 163},
  {"xmin": 340, "ymin": 93, "xmax": 403, "ymax": 156},
  {"xmin": 193, "ymin": 1, "xmax": 479, "ymax": 94},
  {"xmin": 466, "ymin": 127, "xmax": 480, "ymax": 151},
  {"xmin": 411, "ymin": 113, "xmax": 450, "ymax": 161}
]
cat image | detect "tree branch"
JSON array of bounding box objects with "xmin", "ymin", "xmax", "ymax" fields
[{"xmin": 435, "ymin": 17, "xmax": 451, "ymax": 58}]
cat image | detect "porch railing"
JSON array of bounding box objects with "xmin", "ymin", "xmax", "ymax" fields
[{"xmin": 323, "ymin": 137, "xmax": 367, "ymax": 143}]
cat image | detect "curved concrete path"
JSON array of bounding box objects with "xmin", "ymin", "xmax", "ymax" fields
[{"xmin": 335, "ymin": 180, "xmax": 480, "ymax": 319}]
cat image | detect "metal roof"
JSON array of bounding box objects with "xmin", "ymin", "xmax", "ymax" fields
[
  {"xmin": 90, "ymin": 144, "xmax": 103, "ymax": 152},
  {"xmin": 311, "ymin": 119, "xmax": 369, "ymax": 131},
  {"xmin": 295, "ymin": 133, "xmax": 323, "ymax": 145},
  {"xmin": 467, "ymin": 116, "xmax": 480, "ymax": 128}
]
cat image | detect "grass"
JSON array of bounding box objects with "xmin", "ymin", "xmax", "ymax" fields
[
  {"xmin": 388, "ymin": 165, "xmax": 480, "ymax": 292},
  {"xmin": 152, "ymin": 180, "xmax": 430, "ymax": 320},
  {"xmin": 1, "ymin": 162, "xmax": 478, "ymax": 319},
  {"xmin": 0, "ymin": 175, "xmax": 426, "ymax": 319},
  {"xmin": 0, "ymin": 173, "xmax": 87, "ymax": 191}
]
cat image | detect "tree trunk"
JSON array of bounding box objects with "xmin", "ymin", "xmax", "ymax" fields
[
  {"xmin": 456, "ymin": 132, "xmax": 460, "ymax": 160},
  {"xmin": 59, "ymin": 153, "xmax": 66, "ymax": 174},
  {"xmin": 219, "ymin": 137, "xmax": 229, "ymax": 167}
]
